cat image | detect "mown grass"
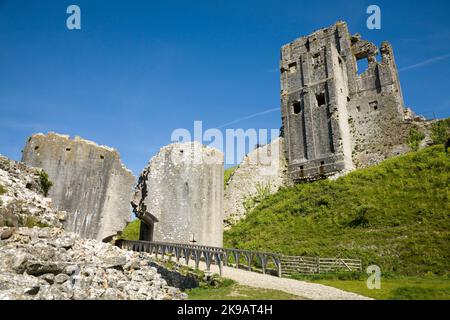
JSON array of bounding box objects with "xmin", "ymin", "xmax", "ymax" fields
[
  {"xmin": 186, "ymin": 278, "xmax": 303, "ymax": 300},
  {"xmin": 310, "ymin": 276, "xmax": 450, "ymax": 300},
  {"xmin": 225, "ymin": 145, "xmax": 450, "ymax": 276}
]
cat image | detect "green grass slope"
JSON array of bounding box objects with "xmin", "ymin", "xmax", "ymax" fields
[
  {"xmin": 120, "ymin": 219, "xmax": 140, "ymax": 240},
  {"xmin": 224, "ymin": 145, "xmax": 450, "ymax": 276}
]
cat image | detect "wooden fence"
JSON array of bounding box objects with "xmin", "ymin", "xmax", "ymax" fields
[{"xmin": 280, "ymin": 255, "xmax": 362, "ymax": 276}]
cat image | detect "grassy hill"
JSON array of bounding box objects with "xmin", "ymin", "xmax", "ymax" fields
[{"xmin": 224, "ymin": 145, "xmax": 450, "ymax": 276}]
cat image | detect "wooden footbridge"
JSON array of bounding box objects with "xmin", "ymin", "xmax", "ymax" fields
[{"xmin": 116, "ymin": 239, "xmax": 362, "ymax": 277}]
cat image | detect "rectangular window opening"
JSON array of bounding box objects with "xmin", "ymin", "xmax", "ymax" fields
[
  {"xmin": 369, "ymin": 101, "xmax": 378, "ymax": 111},
  {"xmin": 316, "ymin": 93, "xmax": 326, "ymax": 107},
  {"xmin": 288, "ymin": 62, "xmax": 297, "ymax": 74},
  {"xmin": 293, "ymin": 101, "xmax": 301, "ymax": 114},
  {"xmin": 356, "ymin": 58, "xmax": 369, "ymax": 75}
]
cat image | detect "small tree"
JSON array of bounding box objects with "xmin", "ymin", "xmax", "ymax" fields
[{"xmin": 39, "ymin": 170, "xmax": 53, "ymax": 197}]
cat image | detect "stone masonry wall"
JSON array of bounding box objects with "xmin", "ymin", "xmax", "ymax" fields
[
  {"xmin": 21, "ymin": 133, "xmax": 135, "ymax": 241},
  {"xmin": 280, "ymin": 21, "xmax": 413, "ymax": 181},
  {"xmin": 132, "ymin": 142, "xmax": 224, "ymax": 247}
]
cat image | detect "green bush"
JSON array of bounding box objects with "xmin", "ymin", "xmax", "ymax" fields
[
  {"xmin": 0, "ymin": 184, "xmax": 6, "ymax": 195},
  {"xmin": 407, "ymin": 128, "xmax": 425, "ymax": 151},
  {"xmin": 430, "ymin": 118, "xmax": 450, "ymax": 145},
  {"xmin": 39, "ymin": 170, "xmax": 53, "ymax": 197},
  {"xmin": 24, "ymin": 216, "xmax": 51, "ymax": 228}
]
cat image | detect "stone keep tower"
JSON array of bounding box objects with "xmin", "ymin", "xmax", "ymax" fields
[{"xmin": 280, "ymin": 21, "xmax": 406, "ymax": 181}]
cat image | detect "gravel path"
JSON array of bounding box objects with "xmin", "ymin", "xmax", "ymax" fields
[{"xmin": 172, "ymin": 257, "xmax": 372, "ymax": 300}]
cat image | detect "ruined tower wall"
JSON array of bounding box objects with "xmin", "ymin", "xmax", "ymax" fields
[
  {"xmin": 21, "ymin": 133, "xmax": 135, "ymax": 240},
  {"xmin": 280, "ymin": 22, "xmax": 354, "ymax": 181},
  {"xmin": 281, "ymin": 21, "xmax": 409, "ymax": 180},
  {"xmin": 132, "ymin": 142, "xmax": 224, "ymax": 247},
  {"xmin": 347, "ymin": 42, "xmax": 409, "ymax": 167}
]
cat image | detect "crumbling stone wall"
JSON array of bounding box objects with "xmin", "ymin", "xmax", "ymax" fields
[
  {"xmin": 280, "ymin": 21, "xmax": 413, "ymax": 181},
  {"xmin": 223, "ymin": 138, "xmax": 288, "ymax": 227},
  {"xmin": 132, "ymin": 142, "xmax": 224, "ymax": 247},
  {"xmin": 21, "ymin": 133, "xmax": 135, "ymax": 241}
]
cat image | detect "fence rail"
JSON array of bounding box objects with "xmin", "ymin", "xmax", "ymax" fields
[
  {"xmin": 116, "ymin": 240, "xmax": 361, "ymax": 277},
  {"xmin": 280, "ymin": 255, "xmax": 362, "ymax": 275}
]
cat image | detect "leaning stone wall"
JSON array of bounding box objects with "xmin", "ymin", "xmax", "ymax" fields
[
  {"xmin": 21, "ymin": 133, "xmax": 135, "ymax": 240},
  {"xmin": 132, "ymin": 142, "xmax": 224, "ymax": 247}
]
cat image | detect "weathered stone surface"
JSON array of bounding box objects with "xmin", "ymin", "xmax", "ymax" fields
[
  {"xmin": 0, "ymin": 156, "xmax": 63, "ymax": 228},
  {"xmin": 224, "ymin": 138, "xmax": 288, "ymax": 227},
  {"xmin": 21, "ymin": 133, "xmax": 135, "ymax": 241},
  {"xmin": 0, "ymin": 228, "xmax": 14, "ymax": 240},
  {"xmin": 132, "ymin": 142, "xmax": 224, "ymax": 247},
  {"xmin": 0, "ymin": 226, "xmax": 186, "ymax": 300},
  {"xmin": 280, "ymin": 21, "xmax": 423, "ymax": 181}
]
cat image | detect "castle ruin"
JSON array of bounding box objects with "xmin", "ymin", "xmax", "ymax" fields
[
  {"xmin": 22, "ymin": 133, "xmax": 135, "ymax": 241},
  {"xmin": 280, "ymin": 21, "xmax": 410, "ymax": 181},
  {"xmin": 131, "ymin": 142, "xmax": 224, "ymax": 247}
]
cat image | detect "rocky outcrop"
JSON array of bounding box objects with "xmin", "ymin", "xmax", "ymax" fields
[
  {"xmin": 21, "ymin": 133, "xmax": 135, "ymax": 241},
  {"xmin": 132, "ymin": 142, "xmax": 224, "ymax": 247},
  {"xmin": 224, "ymin": 138, "xmax": 288, "ymax": 227},
  {"xmin": 0, "ymin": 155, "xmax": 64, "ymax": 228},
  {"xmin": 0, "ymin": 226, "xmax": 187, "ymax": 300}
]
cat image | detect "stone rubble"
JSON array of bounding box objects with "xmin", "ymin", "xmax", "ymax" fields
[
  {"xmin": 0, "ymin": 226, "xmax": 187, "ymax": 300},
  {"xmin": 0, "ymin": 155, "xmax": 64, "ymax": 228}
]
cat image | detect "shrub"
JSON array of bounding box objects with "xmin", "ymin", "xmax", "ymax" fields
[
  {"xmin": 407, "ymin": 128, "xmax": 425, "ymax": 151},
  {"xmin": 39, "ymin": 170, "xmax": 53, "ymax": 197},
  {"xmin": 430, "ymin": 118, "xmax": 450, "ymax": 145},
  {"xmin": 24, "ymin": 216, "xmax": 51, "ymax": 228}
]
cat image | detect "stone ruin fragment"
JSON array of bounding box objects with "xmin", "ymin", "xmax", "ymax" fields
[{"xmin": 22, "ymin": 132, "xmax": 135, "ymax": 241}]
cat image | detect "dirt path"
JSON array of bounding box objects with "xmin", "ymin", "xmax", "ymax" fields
[{"xmin": 159, "ymin": 256, "xmax": 372, "ymax": 300}]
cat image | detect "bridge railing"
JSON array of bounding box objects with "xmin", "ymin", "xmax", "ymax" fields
[
  {"xmin": 116, "ymin": 239, "xmax": 282, "ymax": 277},
  {"xmin": 116, "ymin": 240, "xmax": 362, "ymax": 277}
]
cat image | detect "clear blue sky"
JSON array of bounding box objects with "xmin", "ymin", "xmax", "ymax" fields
[{"xmin": 1, "ymin": 0, "xmax": 449, "ymax": 175}]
